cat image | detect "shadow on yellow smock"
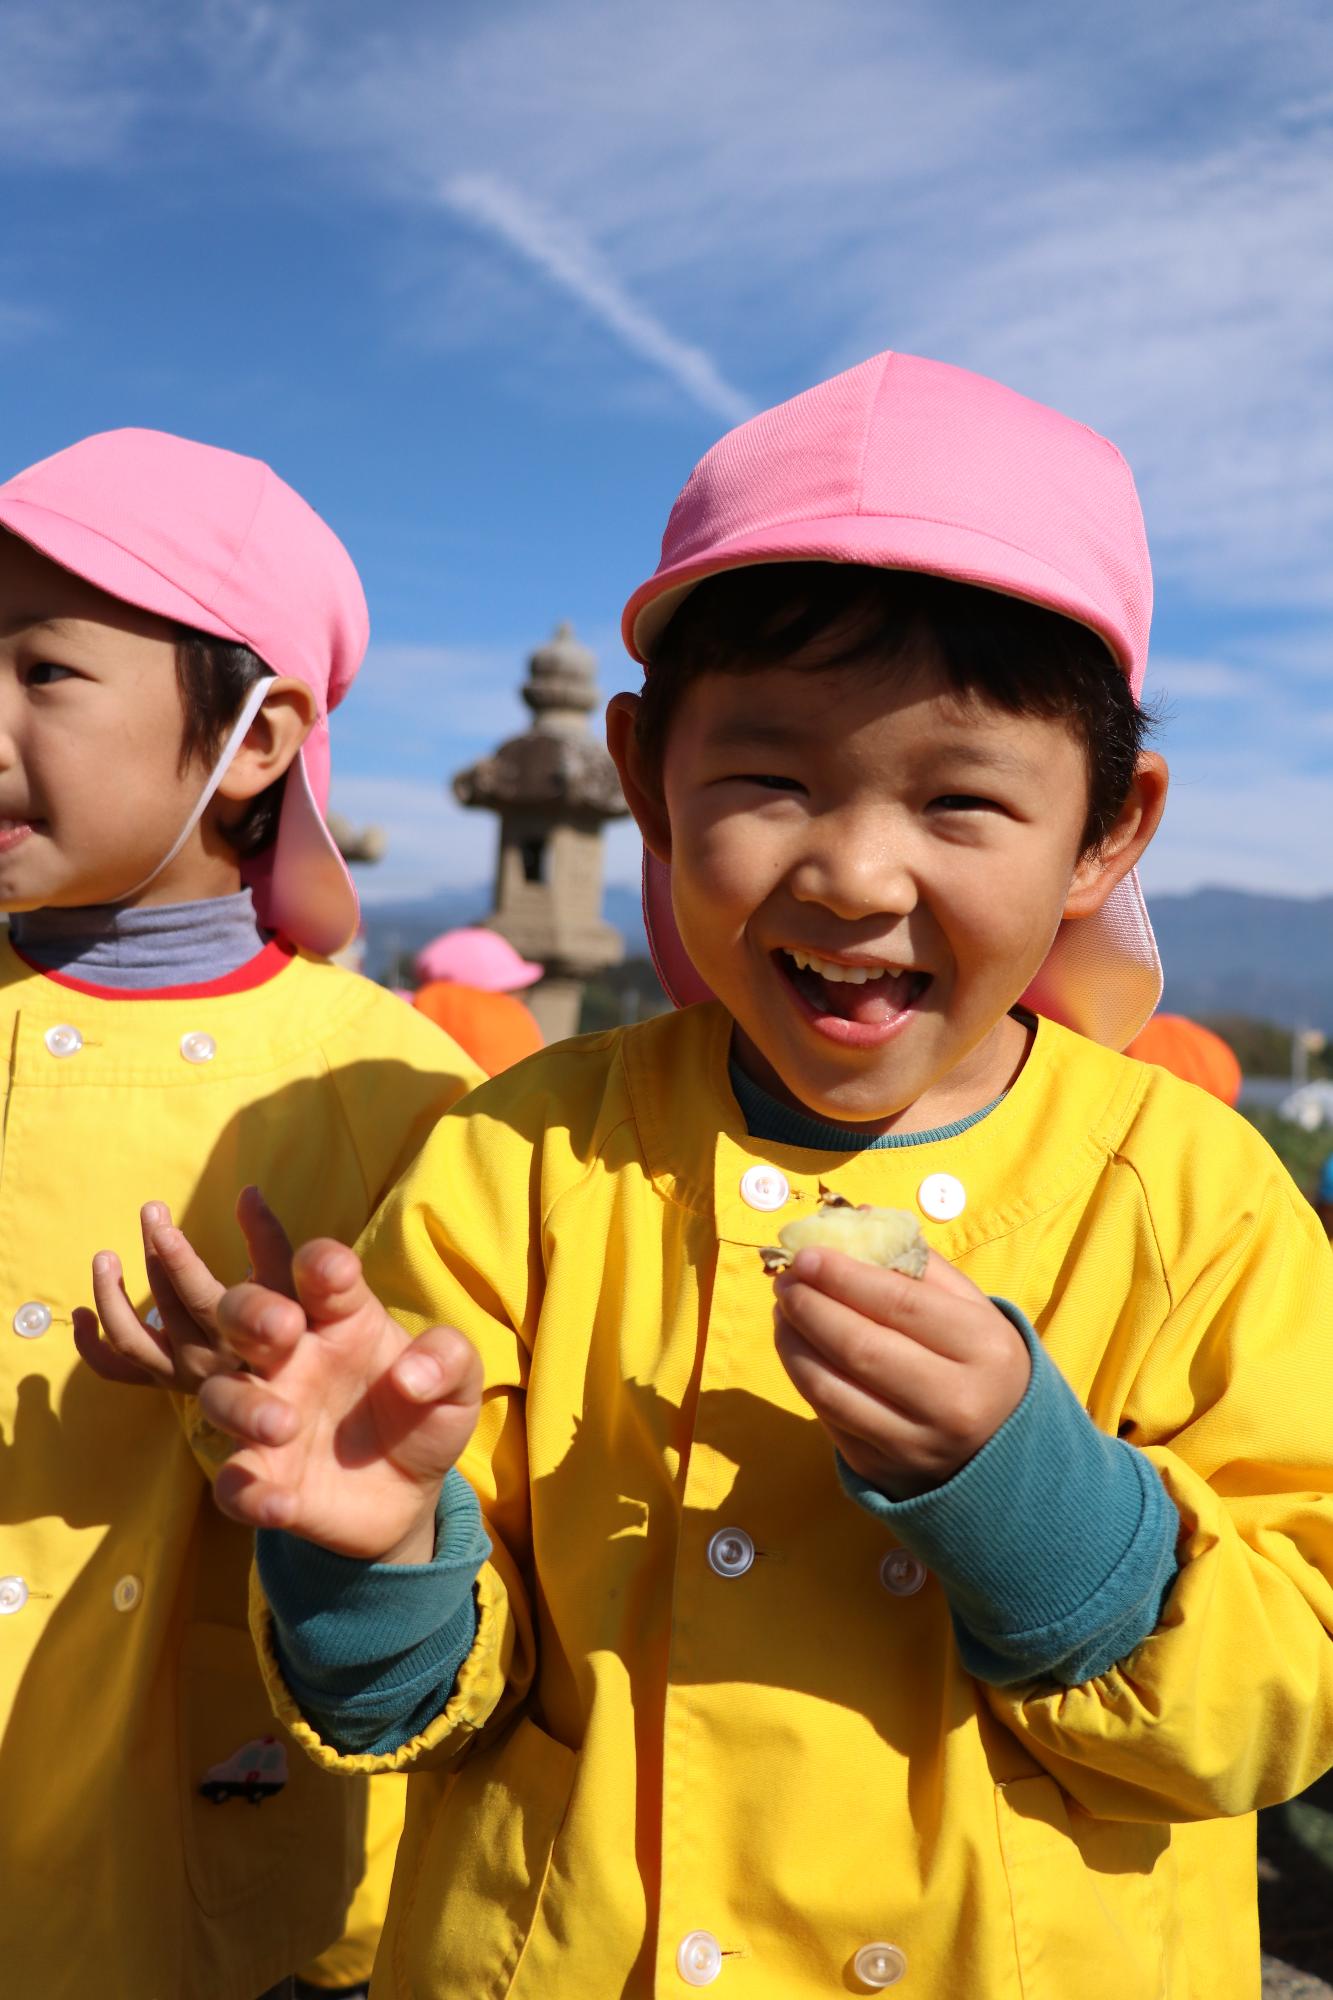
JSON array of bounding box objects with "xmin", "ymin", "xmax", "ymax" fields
[
  {"xmin": 254, "ymin": 1003, "xmax": 1333, "ymax": 2000},
  {"xmin": 0, "ymin": 938, "xmax": 481, "ymax": 2000},
  {"xmin": 298, "ymin": 1772, "xmax": 408, "ymax": 1989}
]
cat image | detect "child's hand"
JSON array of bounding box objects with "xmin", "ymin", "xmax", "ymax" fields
[
  {"xmin": 200, "ymin": 1240, "xmax": 483, "ymax": 1564},
  {"xmin": 73, "ymin": 1186, "xmax": 295, "ymax": 1396},
  {"xmin": 773, "ymin": 1247, "xmax": 1030, "ymax": 1501}
]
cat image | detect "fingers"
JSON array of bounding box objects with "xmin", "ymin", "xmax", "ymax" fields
[
  {"xmin": 774, "ymin": 1310, "xmax": 928, "ymax": 1446},
  {"xmin": 205, "ymin": 1320, "xmax": 484, "ymax": 1548},
  {"xmin": 774, "ymin": 1253, "xmax": 1032, "ymax": 1497},
  {"xmin": 215, "ymin": 1278, "xmax": 308, "ymax": 1373},
  {"xmin": 388, "ymin": 1322, "xmax": 486, "ymax": 1412},
  {"xmin": 772, "ymin": 1249, "xmax": 1028, "ymax": 1424},
  {"xmin": 236, "ymin": 1186, "xmax": 297, "ymax": 1297},
  {"xmin": 72, "ymin": 1303, "xmax": 162, "ymax": 1387},
  {"xmin": 197, "ymin": 1368, "xmax": 299, "ymax": 1447},
  {"xmin": 213, "ymin": 1459, "xmax": 300, "ymax": 1531},
  {"xmin": 774, "ymin": 1247, "xmax": 988, "ymax": 1359},
  {"xmin": 140, "ymin": 1204, "xmax": 230, "ymax": 1357},
  {"xmin": 289, "ymin": 1238, "xmax": 379, "ymax": 1325},
  {"xmin": 773, "ymin": 1285, "xmax": 948, "ymax": 1423},
  {"xmin": 85, "ymin": 1251, "xmax": 176, "ymax": 1383},
  {"xmin": 211, "ymin": 1235, "xmax": 412, "ymax": 1380},
  {"xmin": 200, "ymin": 1322, "xmax": 481, "ymax": 1452}
]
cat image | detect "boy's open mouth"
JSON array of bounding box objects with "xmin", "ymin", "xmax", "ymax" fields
[
  {"xmin": 775, "ymin": 947, "xmax": 931, "ymax": 1031},
  {"xmin": 0, "ymin": 818, "xmax": 36, "ymax": 854}
]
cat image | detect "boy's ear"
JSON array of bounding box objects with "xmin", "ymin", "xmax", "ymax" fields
[
  {"xmin": 214, "ymin": 679, "xmax": 317, "ymax": 805},
  {"xmin": 605, "ymin": 692, "xmax": 672, "ymax": 864},
  {"xmin": 1063, "ymin": 752, "xmax": 1169, "ymax": 920}
]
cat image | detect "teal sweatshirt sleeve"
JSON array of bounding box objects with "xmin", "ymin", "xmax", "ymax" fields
[
  {"xmin": 837, "ymin": 1301, "xmax": 1180, "ymax": 1687},
  {"xmin": 255, "ymin": 1467, "xmax": 490, "ymax": 1755}
]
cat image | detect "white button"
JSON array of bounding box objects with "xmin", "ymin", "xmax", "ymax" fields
[
  {"xmin": 44, "ymin": 1023, "xmax": 83, "ymax": 1058},
  {"xmin": 13, "ymin": 1302, "xmax": 52, "ymax": 1339},
  {"xmin": 0, "ymin": 1576, "xmax": 29, "ymax": 1615},
  {"xmin": 707, "ymin": 1528, "xmax": 755, "ymax": 1578},
  {"xmin": 880, "ymin": 1550, "xmax": 928, "ymax": 1596},
  {"xmin": 677, "ymin": 1931, "xmax": 723, "ymax": 1985},
  {"xmin": 917, "ymin": 1172, "xmax": 965, "ymax": 1222},
  {"xmin": 113, "ymin": 1574, "xmax": 143, "ymax": 1613},
  {"xmin": 854, "ymin": 1941, "xmax": 907, "ymax": 1988},
  {"xmin": 179, "ymin": 1031, "xmax": 217, "ymax": 1065},
  {"xmin": 144, "ymin": 1307, "xmax": 164, "ymax": 1333},
  {"xmin": 739, "ymin": 1165, "xmax": 789, "ymax": 1211}
]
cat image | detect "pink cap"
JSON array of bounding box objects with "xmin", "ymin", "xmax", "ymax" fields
[
  {"xmin": 414, "ymin": 927, "xmax": 543, "ymax": 991},
  {"xmin": 0, "ymin": 428, "xmax": 366, "ymax": 955},
  {"xmin": 622, "ymin": 351, "xmax": 1162, "ymax": 1050}
]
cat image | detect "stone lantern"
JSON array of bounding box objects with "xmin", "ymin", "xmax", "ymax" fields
[{"xmin": 452, "ymin": 623, "xmax": 629, "ymax": 1042}]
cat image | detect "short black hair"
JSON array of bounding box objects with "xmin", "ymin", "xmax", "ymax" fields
[
  {"xmin": 174, "ymin": 630, "xmax": 284, "ymax": 857},
  {"xmin": 636, "ymin": 564, "xmax": 1154, "ymax": 854}
]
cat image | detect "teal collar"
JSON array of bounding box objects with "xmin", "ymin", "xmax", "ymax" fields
[{"xmin": 728, "ymin": 1056, "xmax": 1004, "ymax": 1151}]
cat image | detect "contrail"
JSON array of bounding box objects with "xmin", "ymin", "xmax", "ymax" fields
[{"xmin": 442, "ymin": 172, "xmax": 754, "ymax": 428}]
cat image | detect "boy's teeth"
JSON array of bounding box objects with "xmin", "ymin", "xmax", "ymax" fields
[{"xmin": 786, "ymin": 948, "xmax": 901, "ymax": 984}]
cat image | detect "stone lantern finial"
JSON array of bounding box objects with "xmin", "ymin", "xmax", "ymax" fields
[
  {"xmin": 522, "ymin": 622, "xmax": 599, "ymax": 729},
  {"xmin": 451, "ymin": 622, "xmax": 629, "ymax": 1042}
]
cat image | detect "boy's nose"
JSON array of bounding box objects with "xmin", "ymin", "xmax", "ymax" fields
[{"xmin": 789, "ymin": 820, "xmax": 917, "ymax": 923}]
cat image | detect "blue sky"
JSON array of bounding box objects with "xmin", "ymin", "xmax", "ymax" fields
[{"xmin": 3, "ymin": 0, "xmax": 1330, "ymax": 906}]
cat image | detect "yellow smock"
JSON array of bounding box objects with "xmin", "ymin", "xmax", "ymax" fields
[
  {"xmin": 0, "ymin": 937, "xmax": 481, "ymax": 2000},
  {"xmin": 254, "ymin": 1003, "xmax": 1333, "ymax": 2000}
]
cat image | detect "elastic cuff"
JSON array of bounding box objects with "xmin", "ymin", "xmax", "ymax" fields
[
  {"xmin": 257, "ymin": 1468, "xmax": 490, "ymax": 1674},
  {"xmin": 837, "ymin": 1300, "xmax": 1180, "ymax": 1684}
]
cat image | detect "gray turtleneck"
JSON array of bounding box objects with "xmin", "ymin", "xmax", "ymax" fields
[{"xmin": 9, "ymin": 891, "xmax": 269, "ymax": 989}]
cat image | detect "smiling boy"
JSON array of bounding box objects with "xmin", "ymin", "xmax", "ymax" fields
[{"xmin": 193, "ymin": 354, "xmax": 1333, "ymax": 1999}]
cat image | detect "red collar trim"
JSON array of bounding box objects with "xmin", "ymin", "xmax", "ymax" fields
[{"xmin": 10, "ymin": 936, "xmax": 296, "ymax": 1001}]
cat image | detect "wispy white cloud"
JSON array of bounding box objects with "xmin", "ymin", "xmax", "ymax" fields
[
  {"xmin": 329, "ymin": 775, "xmax": 492, "ymax": 902},
  {"xmin": 439, "ymin": 175, "xmax": 753, "ymax": 428},
  {"xmin": 0, "ymin": 302, "xmax": 51, "ymax": 346},
  {"xmin": 197, "ymin": 0, "xmax": 1331, "ymax": 615},
  {"xmin": 340, "ymin": 640, "xmax": 533, "ymax": 754},
  {"xmin": 873, "ymin": 101, "xmax": 1333, "ymax": 609},
  {"xmin": 1152, "ymin": 658, "xmax": 1251, "ymax": 701},
  {"xmin": 18, "ymin": 3, "xmax": 1329, "ymax": 613},
  {"xmin": 0, "ymin": 1, "xmax": 147, "ymax": 165},
  {"xmin": 1142, "ymin": 770, "xmax": 1333, "ymax": 898},
  {"xmin": 337, "ymin": 630, "xmax": 633, "ymax": 763},
  {"xmin": 6, "ymin": 0, "xmax": 1331, "ymax": 913}
]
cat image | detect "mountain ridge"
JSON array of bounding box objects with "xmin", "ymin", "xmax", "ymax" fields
[{"xmin": 360, "ymin": 884, "xmax": 1333, "ymax": 1031}]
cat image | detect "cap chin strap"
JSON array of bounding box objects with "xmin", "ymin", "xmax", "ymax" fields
[{"xmin": 115, "ymin": 677, "xmax": 275, "ymax": 906}]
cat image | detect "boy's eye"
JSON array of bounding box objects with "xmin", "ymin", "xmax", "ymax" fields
[
  {"xmin": 929, "ymin": 793, "xmax": 1000, "ymax": 813},
  {"xmin": 739, "ymin": 773, "xmax": 804, "ymax": 793},
  {"xmin": 24, "ymin": 661, "xmax": 77, "ymax": 687}
]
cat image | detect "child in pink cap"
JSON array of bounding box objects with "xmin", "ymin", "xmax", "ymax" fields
[
  {"xmin": 0, "ymin": 431, "xmax": 484, "ymax": 2000},
  {"xmin": 191, "ymin": 358, "xmax": 1329, "ymax": 1998},
  {"xmin": 410, "ymin": 928, "xmax": 545, "ymax": 1076}
]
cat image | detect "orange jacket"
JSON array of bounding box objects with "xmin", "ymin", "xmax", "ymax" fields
[{"xmin": 412, "ymin": 980, "xmax": 544, "ymax": 1075}]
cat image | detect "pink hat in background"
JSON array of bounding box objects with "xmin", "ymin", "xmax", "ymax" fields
[
  {"xmin": 414, "ymin": 928, "xmax": 543, "ymax": 992},
  {"xmin": 0, "ymin": 428, "xmax": 367, "ymax": 955},
  {"xmin": 622, "ymin": 350, "xmax": 1162, "ymax": 1050}
]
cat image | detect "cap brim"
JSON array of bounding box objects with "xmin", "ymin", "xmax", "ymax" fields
[
  {"xmin": 244, "ymin": 723, "xmax": 360, "ymax": 957},
  {"xmin": 623, "ymin": 513, "xmax": 1139, "ymax": 693},
  {"xmin": 0, "ymin": 495, "xmax": 249, "ymax": 644},
  {"xmin": 643, "ymin": 848, "xmax": 1161, "ymax": 1050}
]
